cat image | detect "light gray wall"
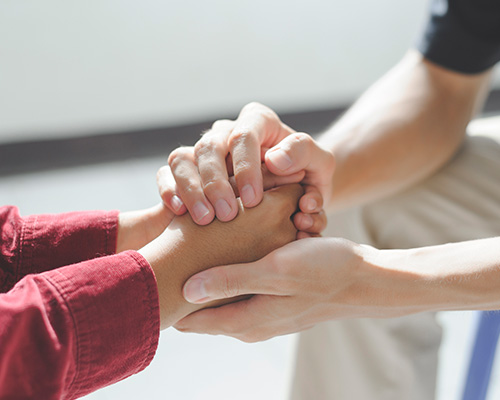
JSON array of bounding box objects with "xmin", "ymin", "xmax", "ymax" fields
[{"xmin": 1, "ymin": 0, "xmax": 499, "ymax": 143}]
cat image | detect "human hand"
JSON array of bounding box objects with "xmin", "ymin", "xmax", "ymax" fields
[
  {"xmin": 157, "ymin": 102, "xmax": 335, "ymax": 230},
  {"xmin": 116, "ymin": 203, "xmax": 174, "ymax": 253},
  {"xmin": 174, "ymin": 238, "xmax": 385, "ymax": 342},
  {"xmin": 139, "ymin": 184, "xmax": 315, "ymax": 329}
]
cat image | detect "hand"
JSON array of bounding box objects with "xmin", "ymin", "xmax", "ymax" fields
[
  {"xmin": 173, "ymin": 237, "xmax": 389, "ymax": 342},
  {"xmin": 116, "ymin": 203, "xmax": 174, "ymax": 252},
  {"xmin": 157, "ymin": 102, "xmax": 335, "ymax": 229},
  {"xmin": 139, "ymin": 184, "xmax": 309, "ymax": 329}
]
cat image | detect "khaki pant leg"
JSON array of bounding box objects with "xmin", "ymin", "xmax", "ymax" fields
[{"xmin": 290, "ymin": 119, "xmax": 500, "ymax": 400}]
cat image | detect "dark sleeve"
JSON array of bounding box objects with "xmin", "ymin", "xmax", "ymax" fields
[
  {"xmin": 0, "ymin": 251, "xmax": 160, "ymax": 400},
  {"xmin": 0, "ymin": 206, "xmax": 118, "ymax": 293},
  {"xmin": 417, "ymin": 0, "xmax": 500, "ymax": 74}
]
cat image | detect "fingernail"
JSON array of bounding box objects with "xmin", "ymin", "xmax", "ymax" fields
[
  {"xmin": 171, "ymin": 195, "xmax": 184, "ymax": 212},
  {"xmin": 307, "ymin": 198, "xmax": 317, "ymax": 211},
  {"xmin": 241, "ymin": 184, "xmax": 256, "ymax": 206},
  {"xmin": 193, "ymin": 201, "xmax": 210, "ymax": 222},
  {"xmin": 300, "ymin": 214, "xmax": 313, "ymax": 229},
  {"xmin": 215, "ymin": 199, "xmax": 232, "ymax": 219},
  {"xmin": 267, "ymin": 149, "xmax": 292, "ymax": 171},
  {"xmin": 184, "ymin": 278, "xmax": 209, "ymax": 303}
]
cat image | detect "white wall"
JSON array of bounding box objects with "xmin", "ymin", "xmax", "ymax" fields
[{"xmin": 0, "ymin": 0, "xmax": 499, "ymax": 143}]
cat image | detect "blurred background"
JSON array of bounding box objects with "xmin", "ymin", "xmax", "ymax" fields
[{"xmin": 1, "ymin": 1, "xmax": 500, "ymax": 399}]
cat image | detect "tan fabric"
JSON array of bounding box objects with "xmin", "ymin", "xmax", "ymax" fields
[{"xmin": 290, "ymin": 118, "xmax": 500, "ymax": 400}]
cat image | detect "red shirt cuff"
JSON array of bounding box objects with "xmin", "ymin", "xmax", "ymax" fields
[{"xmin": 44, "ymin": 251, "xmax": 160, "ymax": 398}]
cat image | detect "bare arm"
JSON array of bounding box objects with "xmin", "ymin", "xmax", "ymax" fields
[
  {"xmin": 323, "ymin": 50, "xmax": 492, "ymax": 210},
  {"xmin": 364, "ymin": 237, "xmax": 500, "ymax": 314},
  {"xmin": 174, "ymin": 236, "xmax": 500, "ymax": 341}
]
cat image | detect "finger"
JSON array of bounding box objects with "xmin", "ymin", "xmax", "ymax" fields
[
  {"xmin": 265, "ymin": 132, "xmax": 335, "ymax": 199},
  {"xmin": 297, "ymin": 231, "xmax": 322, "ymax": 240},
  {"xmin": 168, "ymin": 147, "xmax": 214, "ymax": 225},
  {"xmin": 156, "ymin": 165, "xmax": 187, "ymax": 215},
  {"xmin": 194, "ymin": 120, "xmax": 239, "ymax": 221},
  {"xmin": 174, "ymin": 299, "xmax": 255, "ymax": 337},
  {"xmin": 183, "ymin": 260, "xmax": 284, "ymax": 304},
  {"xmin": 299, "ymin": 185, "xmax": 324, "ymax": 214},
  {"xmin": 227, "ymin": 168, "xmax": 305, "ymax": 197},
  {"xmin": 229, "ymin": 103, "xmax": 294, "ymax": 208},
  {"xmin": 262, "ymin": 165, "xmax": 305, "ymax": 191},
  {"xmin": 293, "ymin": 210, "xmax": 326, "ymax": 234},
  {"xmin": 261, "ymin": 183, "xmax": 304, "ymax": 217},
  {"xmin": 229, "ymin": 123, "xmax": 263, "ymax": 208}
]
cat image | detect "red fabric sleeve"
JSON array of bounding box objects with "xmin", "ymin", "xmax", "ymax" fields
[
  {"xmin": 0, "ymin": 206, "xmax": 118, "ymax": 293},
  {"xmin": 0, "ymin": 251, "xmax": 160, "ymax": 400}
]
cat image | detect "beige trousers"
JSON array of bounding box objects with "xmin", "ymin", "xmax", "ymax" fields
[{"xmin": 290, "ymin": 117, "xmax": 500, "ymax": 400}]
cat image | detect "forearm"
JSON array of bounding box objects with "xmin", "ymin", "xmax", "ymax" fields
[
  {"xmin": 321, "ymin": 50, "xmax": 491, "ymax": 211},
  {"xmin": 360, "ymin": 237, "xmax": 500, "ymax": 316},
  {"xmin": 0, "ymin": 252, "xmax": 159, "ymax": 398}
]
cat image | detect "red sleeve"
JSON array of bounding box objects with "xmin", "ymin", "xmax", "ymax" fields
[
  {"xmin": 0, "ymin": 251, "xmax": 160, "ymax": 400},
  {"xmin": 0, "ymin": 206, "xmax": 118, "ymax": 293}
]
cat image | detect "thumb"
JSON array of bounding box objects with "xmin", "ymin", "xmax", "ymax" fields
[
  {"xmin": 265, "ymin": 132, "xmax": 335, "ymax": 201},
  {"xmin": 265, "ymin": 132, "xmax": 335, "ymax": 177},
  {"xmin": 182, "ymin": 260, "xmax": 279, "ymax": 304}
]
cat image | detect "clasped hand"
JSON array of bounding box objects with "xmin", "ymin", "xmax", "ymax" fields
[{"xmin": 155, "ymin": 102, "xmax": 363, "ymax": 341}]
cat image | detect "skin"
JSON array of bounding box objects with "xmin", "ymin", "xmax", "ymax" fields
[
  {"xmin": 175, "ymin": 237, "xmax": 500, "ymax": 342},
  {"xmin": 157, "ymin": 115, "xmax": 328, "ymax": 236},
  {"xmin": 158, "ymin": 50, "xmax": 499, "ymax": 342},
  {"xmin": 117, "ymin": 203, "xmax": 174, "ymax": 253},
  {"xmin": 137, "ymin": 184, "xmax": 304, "ymax": 329}
]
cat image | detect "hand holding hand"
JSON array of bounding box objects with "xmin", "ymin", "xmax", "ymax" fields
[
  {"xmin": 157, "ymin": 103, "xmax": 335, "ymax": 233},
  {"xmin": 139, "ymin": 184, "xmax": 309, "ymax": 329},
  {"xmin": 175, "ymin": 238, "xmax": 385, "ymax": 342}
]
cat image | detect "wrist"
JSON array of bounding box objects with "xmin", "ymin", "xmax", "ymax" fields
[
  {"xmin": 138, "ymin": 215, "xmax": 245, "ymax": 330},
  {"xmin": 354, "ymin": 245, "xmax": 436, "ymax": 317},
  {"xmin": 117, "ymin": 204, "xmax": 172, "ymax": 253}
]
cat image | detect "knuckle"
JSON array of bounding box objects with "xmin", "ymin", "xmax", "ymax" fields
[
  {"xmin": 178, "ymin": 179, "xmax": 201, "ymax": 196},
  {"xmin": 168, "ymin": 146, "xmax": 192, "ymax": 167},
  {"xmin": 242, "ymin": 101, "xmax": 264, "ymax": 113},
  {"xmin": 202, "ymin": 178, "xmax": 228, "ymax": 195},
  {"xmin": 228, "ymin": 129, "xmax": 255, "ymax": 148},
  {"xmin": 233, "ymin": 159, "xmax": 252, "ymax": 175},
  {"xmin": 291, "ymin": 132, "xmax": 314, "ymax": 147},
  {"xmin": 211, "ymin": 119, "xmax": 233, "ymax": 131},
  {"xmin": 156, "ymin": 166, "xmax": 168, "ymax": 184},
  {"xmin": 194, "ymin": 138, "xmax": 219, "ymax": 159},
  {"xmin": 242, "ymin": 102, "xmax": 277, "ymax": 121},
  {"xmin": 214, "ymin": 270, "xmax": 239, "ymax": 299},
  {"xmin": 278, "ymin": 196, "xmax": 296, "ymax": 216}
]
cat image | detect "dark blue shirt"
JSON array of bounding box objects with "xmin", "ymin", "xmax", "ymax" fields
[{"xmin": 418, "ymin": 0, "xmax": 500, "ymax": 74}]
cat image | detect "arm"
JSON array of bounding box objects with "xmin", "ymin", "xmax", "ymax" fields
[
  {"xmin": 0, "ymin": 184, "xmax": 302, "ymax": 397},
  {"xmin": 165, "ymin": 53, "xmax": 495, "ymax": 340},
  {"xmin": 322, "ymin": 50, "xmax": 492, "ymax": 210},
  {"xmin": 158, "ymin": 51, "xmax": 491, "ymax": 218},
  {"xmin": 0, "ymin": 204, "xmax": 172, "ymax": 293},
  {"xmin": 0, "ymin": 252, "xmax": 159, "ymax": 399},
  {"xmin": 175, "ymin": 237, "xmax": 500, "ymax": 342}
]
